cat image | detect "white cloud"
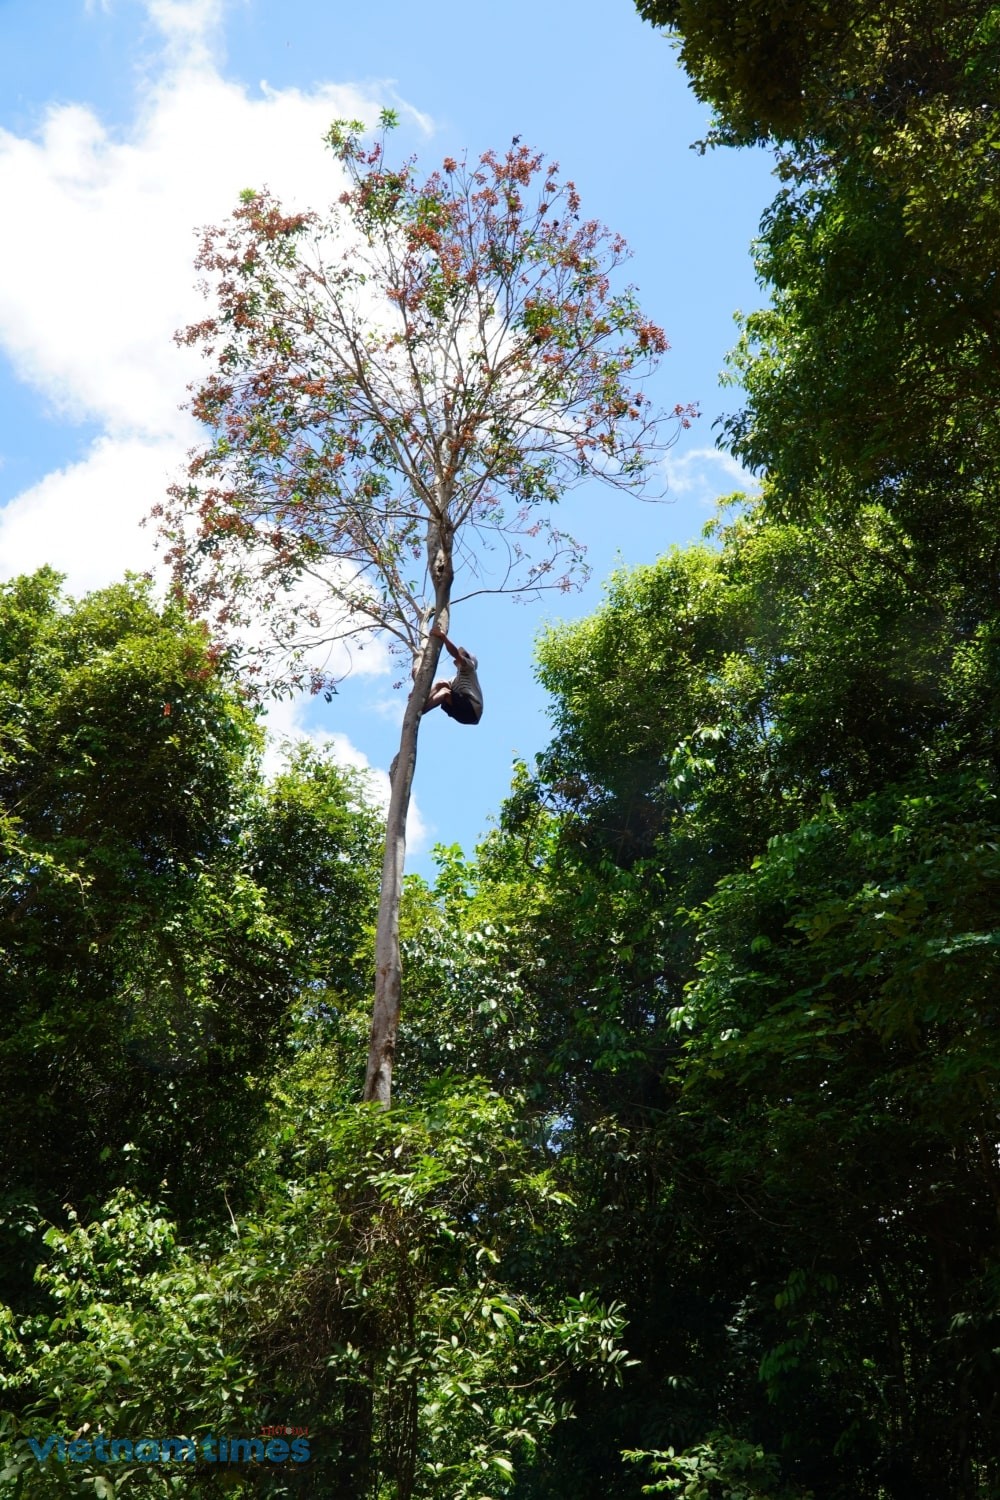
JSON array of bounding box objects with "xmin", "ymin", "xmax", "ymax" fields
[
  {"xmin": 144, "ymin": 0, "xmax": 226, "ymax": 68},
  {"xmin": 0, "ymin": 433, "xmax": 173, "ymax": 593},
  {"xmin": 85, "ymin": 0, "xmax": 226, "ymax": 63},
  {"xmin": 0, "ymin": 0, "xmax": 422, "ymax": 791},
  {"xmin": 0, "ymin": 75, "xmax": 381, "ymax": 439},
  {"xmin": 368, "ymin": 692, "xmax": 408, "ymax": 725},
  {"xmin": 664, "ymin": 445, "xmax": 760, "ymax": 507}
]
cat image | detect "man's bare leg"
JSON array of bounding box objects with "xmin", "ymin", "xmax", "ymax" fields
[{"xmin": 422, "ymin": 681, "xmax": 453, "ymax": 715}]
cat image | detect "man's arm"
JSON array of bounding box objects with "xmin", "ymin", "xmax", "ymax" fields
[{"xmin": 429, "ymin": 624, "xmax": 461, "ymax": 662}]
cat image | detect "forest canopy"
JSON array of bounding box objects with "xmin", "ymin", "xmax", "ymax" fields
[{"xmin": 2, "ymin": 0, "xmax": 999, "ymax": 1496}]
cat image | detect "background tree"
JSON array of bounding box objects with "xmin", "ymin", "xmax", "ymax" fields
[
  {"xmin": 386, "ymin": 482, "xmax": 999, "ymax": 1496},
  {"xmin": 0, "ymin": 571, "xmax": 632, "ymax": 1500},
  {"xmin": 638, "ymin": 0, "xmax": 1000, "ymax": 633},
  {"xmin": 162, "ymin": 113, "xmax": 692, "ymax": 1105},
  {"xmin": 0, "ymin": 569, "xmax": 381, "ymax": 1292}
]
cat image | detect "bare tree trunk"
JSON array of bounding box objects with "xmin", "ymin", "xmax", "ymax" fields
[{"xmin": 363, "ymin": 539, "xmax": 453, "ymax": 1106}]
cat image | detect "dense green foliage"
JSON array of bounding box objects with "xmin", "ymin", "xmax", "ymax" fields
[
  {"xmin": 1, "ymin": 1086, "xmax": 628, "ymax": 1499},
  {"xmin": 0, "ymin": 575, "xmax": 629, "ymax": 1498},
  {"xmin": 418, "ymin": 505, "xmax": 999, "ymax": 1498},
  {"xmin": 0, "ymin": 572, "xmax": 379, "ymax": 1236}
]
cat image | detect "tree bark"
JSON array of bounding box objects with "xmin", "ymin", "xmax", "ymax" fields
[{"xmin": 362, "ymin": 543, "xmax": 453, "ymax": 1107}]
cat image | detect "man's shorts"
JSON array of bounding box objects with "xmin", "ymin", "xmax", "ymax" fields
[{"xmin": 442, "ymin": 689, "xmax": 482, "ymax": 725}]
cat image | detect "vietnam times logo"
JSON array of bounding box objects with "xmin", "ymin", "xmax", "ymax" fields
[{"xmin": 25, "ymin": 1432, "xmax": 311, "ymax": 1465}]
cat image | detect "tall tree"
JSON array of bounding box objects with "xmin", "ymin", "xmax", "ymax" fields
[
  {"xmin": 638, "ymin": 0, "xmax": 1000, "ymax": 581},
  {"xmin": 162, "ymin": 114, "xmax": 691, "ymax": 1105},
  {"xmin": 634, "ymin": 0, "xmax": 1000, "ymax": 158}
]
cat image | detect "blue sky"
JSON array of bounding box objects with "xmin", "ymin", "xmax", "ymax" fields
[{"xmin": 0, "ymin": 0, "xmax": 775, "ymax": 873}]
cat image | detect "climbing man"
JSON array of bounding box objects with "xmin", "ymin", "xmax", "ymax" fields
[{"xmin": 422, "ymin": 625, "xmax": 483, "ymax": 724}]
